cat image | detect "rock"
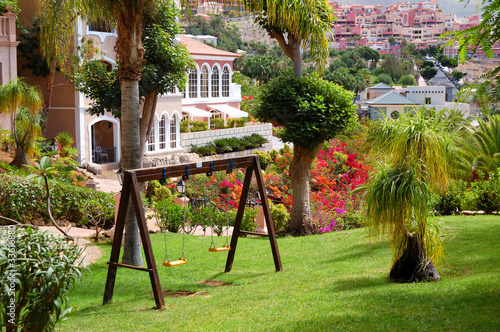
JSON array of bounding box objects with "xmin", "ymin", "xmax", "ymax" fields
[{"xmin": 84, "ymin": 162, "xmax": 102, "ymax": 175}]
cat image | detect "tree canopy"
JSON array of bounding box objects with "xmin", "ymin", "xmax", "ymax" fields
[{"xmin": 255, "ymin": 73, "xmax": 357, "ymax": 150}]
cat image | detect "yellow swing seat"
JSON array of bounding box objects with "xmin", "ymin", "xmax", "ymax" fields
[
  {"xmin": 163, "ymin": 258, "xmax": 187, "ymax": 267},
  {"xmin": 209, "ymin": 246, "xmax": 231, "ymax": 252}
]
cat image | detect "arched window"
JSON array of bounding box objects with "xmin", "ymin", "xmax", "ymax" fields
[
  {"xmin": 200, "ymin": 65, "xmax": 209, "ymax": 98},
  {"xmin": 147, "ymin": 125, "xmax": 155, "ymax": 152},
  {"xmin": 211, "ymin": 66, "xmax": 220, "ymax": 98},
  {"xmin": 222, "ymin": 66, "xmax": 230, "ymax": 97},
  {"xmin": 159, "ymin": 114, "xmax": 167, "ymax": 150},
  {"xmin": 170, "ymin": 114, "xmax": 178, "ymax": 149},
  {"xmin": 188, "ymin": 68, "xmax": 198, "ymax": 98}
]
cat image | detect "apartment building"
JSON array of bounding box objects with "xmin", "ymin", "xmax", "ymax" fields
[{"xmin": 328, "ymin": 1, "xmax": 470, "ymax": 53}]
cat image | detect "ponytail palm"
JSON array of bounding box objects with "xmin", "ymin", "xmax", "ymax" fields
[
  {"xmin": 0, "ymin": 79, "xmax": 43, "ymax": 167},
  {"xmin": 364, "ymin": 107, "xmax": 464, "ymax": 282}
]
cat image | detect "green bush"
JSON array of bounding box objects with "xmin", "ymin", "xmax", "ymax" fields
[
  {"xmin": 469, "ymin": 172, "xmax": 500, "ymax": 214},
  {"xmin": 212, "ymin": 118, "xmax": 225, "ymax": 129},
  {"xmin": 0, "ymin": 226, "xmax": 82, "ymax": 331},
  {"xmin": 377, "ymin": 73, "xmax": 393, "ymax": 85},
  {"xmin": 153, "ymin": 198, "xmax": 191, "ymax": 233},
  {"xmin": 254, "ymin": 151, "xmax": 272, "ymax": 170},
  {"xmin": 269, "ymin": 201, "xmax": 289, "ymax": 234},
  {"xmin": 241, "ymin": 206, "xmax": 258, "ymax": 232},
  {"xmin": 180, "ymin": 120, "xmax": 190, "ymax": 133},
  {"xmin": 434, "ymin": 180, "xmax": 467, "ymax": 215},
  {"xmin": 192, "ymin": 120, "xmax": 209, "ymax": 132},
  {"xmin": 226, "ymin": 118, "xmax": 237, "ymax": 128},
  {"xmin": 397, "ymin": 74, "xmax": 417, "ymax": 86},
  {"xmin": 180, "ymin": 120, "xmax": 209, "ymax": 133},
  {"xmin": 236, "ymin": 117, "xmax": 248, "ymax": 127},
  {"xmin": 55, "ymin": 131, "xmax": 74, "ymax": 149},
  {"xmin": 0, "ymin": 174, "xmax": 115, "ymax": 227}
]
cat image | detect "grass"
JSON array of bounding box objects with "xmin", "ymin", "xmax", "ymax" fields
[{"xmin": 59, "ymin": 215, "xmax": 500, "ymax": 331}]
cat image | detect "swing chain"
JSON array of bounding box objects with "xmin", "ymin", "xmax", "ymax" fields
[{"xmin": 162, "ymin": 194, "xmax": 170, "ymax": 262}]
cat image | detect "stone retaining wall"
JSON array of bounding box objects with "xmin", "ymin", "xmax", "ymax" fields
[
  {"xmin": 180, "ymin": 123, "xmax": 273, "ymax": 152},
  {"xmin": 142, "ymin": 123, "xmax": 273, "ymax": 168}
]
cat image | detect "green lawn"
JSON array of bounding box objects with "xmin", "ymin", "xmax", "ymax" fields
[{"xmin": 59, "ymin": 215, "xmax": 500, "ymax": 331}]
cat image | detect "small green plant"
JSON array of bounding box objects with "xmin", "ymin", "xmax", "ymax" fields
[
  {"xmin": 226, "ymin": 118, "xmax": 237, "ymax": 128},
  {"xmin": 241, "ymin": 206, "xmax": 258, "ymax": 232},
  {"xmin": 180, "ymin": 120, "xmax": 209, "ymax": 132},
  {"xmin": 80, "ymin": 195, "xmax": 115, "ymax": 242},
  {"xmin": 0, "ymin": 226, "xmax": 82, "ymax": 331},
  {"xmin": 60, "ymin": 146, "xmax": 78, "ymax": 159},
  {"xmin": 213, "ymin": 139, "xmax": 232, "ymax": 154},
  {"xmin": 26, "ymin": 156, "xmax": 72, "ymax": 239},
  {"xmin": 55, "ymin": 131, "xmax": 74, "ymax": 149},
  {"xmin": 153, "ymin": 197, "xmax": 191, "ymax": 233},
  {"xmin": 0, "ymin": 129, "xmax": 13, "ymax": 151},
  {"xmin": 269, "ymin": 201, "xmax": 290, "ymax": 234},
  {"xmin": 190, "ymin": 143, "xmax": 216, "ymax": 156},
  {"xmin": 236, "ymin": 117, "xmax": 247, "ymax": 127},
  {"xmin": 212, "ymin": 118, "xmax": 225, "ymax": 129},
  {"xmin": 254, "ymin": 151, "xmax": 272, "ymax": 170},
  {"xmin": 180, "ymin": 120, "xmax": 190, "ymax": 133},
  {"xmin": 192, "ymin": 120, "xmax": 209, "ymax": 132},
  {"xmin": 434, "ymin": 180, "xmax": 467, "ymax": 215}
]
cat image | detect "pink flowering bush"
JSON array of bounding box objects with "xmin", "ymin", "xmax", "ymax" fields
[{"xmin": 261, "ymin": 139, "xmax": 369, "ymax": 233}]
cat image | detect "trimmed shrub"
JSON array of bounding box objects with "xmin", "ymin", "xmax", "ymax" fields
[
  {"xmin": 0, "ymin": 174, "xmax": 115, "ymax": 227},
  {"xmin": 212, "ymin": 118, "xmax": 225, "ymax": 129}
]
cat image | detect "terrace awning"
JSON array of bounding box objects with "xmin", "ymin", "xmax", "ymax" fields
[
  {"xmin": 208, "ymin": 104, "xmax": 248, "ymax": 118},
  {"xmin": 182, "ymin": 106, "xmax": 212, "ymax": 118}
]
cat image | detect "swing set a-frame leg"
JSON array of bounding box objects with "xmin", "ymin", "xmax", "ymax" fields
[
  {"xmin": 103, "ymin": 172, "xmax": 165, "ymax": 310},
  {"xmin": 225, "ymin": 160, "xmax": 282, "ymax": 273}
]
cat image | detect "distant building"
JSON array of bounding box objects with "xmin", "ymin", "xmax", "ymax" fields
[{"xmin": 363, "ymin": 84, "xmax": 470, "ymax": 120}]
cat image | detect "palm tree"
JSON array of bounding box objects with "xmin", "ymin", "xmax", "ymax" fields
[
  {"xmin": 465, "ymin": 115, "xmax": 500, "ymax": 176},
  {"xmin": 38, "ymin": 0, "xmax": 162, "ymax": 266},
  {"xmin": 363, "ymin": 107, "xmax": 465, "ymax": 282},
  {"xmin": 243, "ymin": 0, "xmax": 334, "ymax": 77},
  {"xmin": 0, "ymin": 79, "xmax": 43, "ymax": 167}
]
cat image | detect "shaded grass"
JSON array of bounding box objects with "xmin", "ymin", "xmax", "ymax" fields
[{"xmin": 59, "ymin": 215, "xmax": 500, "ymax": 331}]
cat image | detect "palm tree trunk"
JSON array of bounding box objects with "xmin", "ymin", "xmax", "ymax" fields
[
  {"xmin": 289, "ymin": 144, "xmax": 323, "ymax": 235},
  {"xmin": 390, "ymin": 234, "xmax": 441, "ymax": 282},
  {"xmin": 10, "ymin": 146, "xmax": 28, "ymax": 168},
  {"xmin": 120, "ymin": 80, "xmax": 143, "ymax": 267},
  {"xmin": 41, "ymin": 59, "xmax": 57, "ymax": 136}
]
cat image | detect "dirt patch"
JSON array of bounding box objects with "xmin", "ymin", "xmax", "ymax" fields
[
  {"xmin": 150, "ymin": 290, "xmax": 208, "ymax": 298},
  {"xmin": 198, "ymin": 280, "xmax": 232, "ymax": 287}
]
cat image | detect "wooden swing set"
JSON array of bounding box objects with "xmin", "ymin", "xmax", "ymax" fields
[{"xmin": 103, "ymin": 155, "xmax": 283, "ymax": 310}]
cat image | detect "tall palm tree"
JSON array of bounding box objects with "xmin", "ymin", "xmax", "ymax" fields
[
  {"xmin": 0, "ymin": 79, "xmax": 43, "ymax": 167},
  {"xmin": 38, "ymin": 0, "xmax": 160, "ymax": 266},
  {"xmin": 363, "ymin": 107, "xmax": 465, "ymax": 282}
]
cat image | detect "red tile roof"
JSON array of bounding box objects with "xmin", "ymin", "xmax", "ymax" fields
[{"xmin": 179, "ymin": 35, "xmax": 240, "ymax": 58}]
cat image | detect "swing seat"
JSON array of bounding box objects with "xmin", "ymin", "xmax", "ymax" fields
[
  {"xmin": 209, "ymin": 246, "xmax": 231, "ymax": 252},
  {"xmin": 163, "ymin": 258, "xmax": 187, "ymax": 267}
]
